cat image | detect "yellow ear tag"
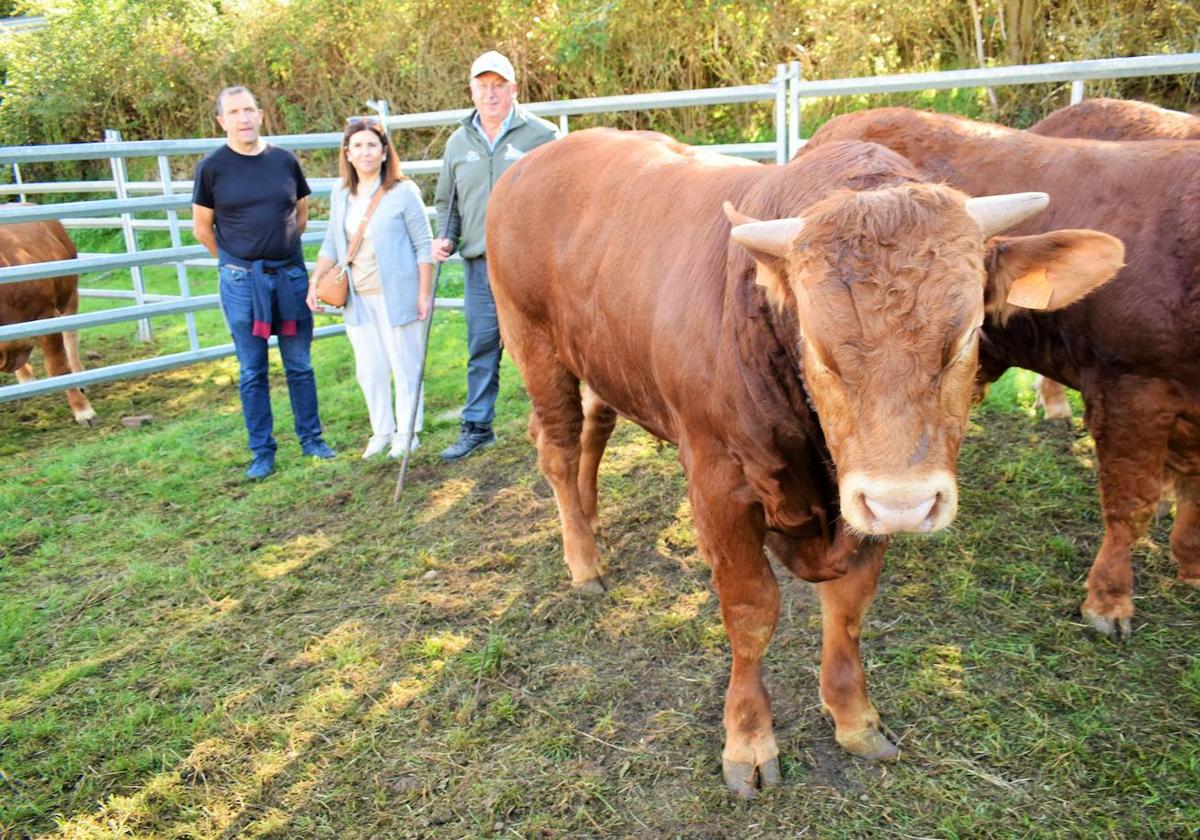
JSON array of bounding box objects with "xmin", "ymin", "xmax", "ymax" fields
[{"xmin": 1006, "ymin": 266, "xmax": 1053, "ymax": 310}]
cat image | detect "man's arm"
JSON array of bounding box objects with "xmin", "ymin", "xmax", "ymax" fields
[
  {"xmin": 296, "ymin": 196, "xmax": 308, "ymax": 235},
  {"xmin": 192, "ymin": 204, "xmax": 218, "ymax": 258},
  {"xmin": 431, "ymin": 149, "xmax": 458, "ymax": 263}
]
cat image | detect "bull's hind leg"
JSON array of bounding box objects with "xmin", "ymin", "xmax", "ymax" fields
[
  {"xmin": 578, "ymin": 384, "xmax": 618, "ymax": 536},
  {"xmin": 63, "ymin": 329, "xmax": 86, "ymax": 373},
  {"xmin": 1170, "ymin": 472, "xmax": 1200, "ymax": 587},
  {"xmin": 1034, "ymin": 375, "xmax": 1073, "ymax": 421},
  {"xmin": 1082, "ymin": 377, "xmax": 1178, "ymax": 639},
  {"xmin": 817, "ymin": 534, "xmax": 897, "ymax": 760},
  {"xmin": 514, "ymin": 342, "xmax": 606, "ymax": 591},
  {"xmin": 687, "ymin": 449, "xmax": 780, "ymax": 798}
]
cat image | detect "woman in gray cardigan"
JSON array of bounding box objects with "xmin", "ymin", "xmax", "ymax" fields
[{"xmin": 307, "ymin": 119, "xmax": 434, "ymax": 459}]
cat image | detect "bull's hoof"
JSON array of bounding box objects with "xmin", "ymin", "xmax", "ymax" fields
[
  {"xmin": 1081, "ymin": 606, "xmax": 1133, "ymax": 641},
  {"xmin": 571, "ymin": 575, "xmax": 608, "ymax": 595},
  {"xmin": 1179, "ymin": 576, "xmax": 1200, "ymax": 590},
  {"xmin": 75, "ymin": 412, "xmax": 98, "ymax": 427},
  {"xmin": 836, "ymin": 727, "xmax": 899, "ymax": 761},
  {"xmin": 722, "ymin": 756, "xmax": 781, "ymax": 799}
]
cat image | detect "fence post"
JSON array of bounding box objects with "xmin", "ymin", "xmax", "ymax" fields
[
  {"xmin": 157, "ymin": 154, "xmax": 199, "ymax": 351},
  {"xmin": 105, "ymin": 129, "xmax": 152, "ymax": 341},
  {"xmin": 1070, "ymin": 79, "xmax": 1085, "ymax": 104},
  {"xmin": 788, "ymin": 60, "xmax": 803, "ymax": 158},
  {"xmin": 558, "ymin": 114, "xmax": 569, "ymax": 135},
  {"xmin": 11, "ymin": 163, "xmax": 27, "ymax": 203},
  {"xmin": 774, "ymin": 63, "xmax": 788, "ymax": 164},
  {"xmin": 366, "ymin": 98, "xmax": 391, "ymax": 124}
]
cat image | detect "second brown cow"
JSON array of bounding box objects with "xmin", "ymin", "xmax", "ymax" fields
[
  {"xmin": 810, "ymin": 107, "xmax": 1200, "ymax": 640},
  {"xmin": 1027, "ymin": 98, "xmax": 1200, "ymax": 419},
  {"xmin": 487, "ymin": 128, "xmax": 1121, "ymax": 796}
]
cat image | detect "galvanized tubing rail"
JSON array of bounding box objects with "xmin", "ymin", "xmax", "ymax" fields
[
  {"xmin": 0, "ymin": 65, "xmax": 792, "ymax": 405},
  {"xmin": 1, "ymin": 54, "xmax": 1198, "ymax": 405}
]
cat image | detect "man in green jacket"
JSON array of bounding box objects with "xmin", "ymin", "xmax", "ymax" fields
[{"xmin": 432, "ymin": 50, "xmax": 559, "ymax": 460}]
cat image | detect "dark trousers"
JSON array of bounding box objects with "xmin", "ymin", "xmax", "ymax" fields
[
  {"xmin": 462, "ymin": 256, "xmax": 502, "ymax": 425},
  {"xmin": 219, "ymin": 262, "xmax": 322, "ymax": 455}
]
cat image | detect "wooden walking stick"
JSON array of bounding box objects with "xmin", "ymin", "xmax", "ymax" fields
[{"xmin": 393, "ymin": 186, "xmax": 456, "ymax": 502}]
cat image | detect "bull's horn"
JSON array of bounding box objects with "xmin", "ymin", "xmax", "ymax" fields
[
  {"xmin": 730, "ymin": 217, "xmax": 805, "ymax": 258},
  {"xmin": 965, "ymin": 192, "xmax": 1049, "ymax": 238},
  {"xmin": 722, "ymin": 201, "xmax": 758, "ymax": 227}
]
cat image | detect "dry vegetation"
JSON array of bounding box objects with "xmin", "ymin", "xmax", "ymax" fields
[{"xmin": 1, "ymin": 0, "xmax": 1197, "ymax": 155}]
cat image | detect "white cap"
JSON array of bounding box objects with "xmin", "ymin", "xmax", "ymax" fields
[{"xmin": 470, "ymin": 50, "xmax": 516, "ymax": 83}]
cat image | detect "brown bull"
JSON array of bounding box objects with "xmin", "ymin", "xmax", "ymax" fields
[
  {"xmin": 486, "ymin": 128, "xmax": 1121, "ymax": 796},
  {"xmin": 1032, "ymin": 97, "xmax": 1200, "ymax": 142},
  {"xmin": 1027, "ymin": 98, "xmax": 1200, "ymax": 420},
  {"xmin": 0, "ymin": 219, "xmax": 95, "ymax": 425},
  {"xmin": 810, "ymin": 107, "xmax": 1200, "ymax": 639}
]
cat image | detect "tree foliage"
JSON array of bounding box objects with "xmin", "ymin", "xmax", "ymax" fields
[{"xmin": 0, "ymin": 0, "xmax": 1196, "ymax": 150}]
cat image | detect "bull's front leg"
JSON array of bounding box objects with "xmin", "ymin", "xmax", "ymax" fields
[
  {"xmin": 38, "ymin": 332, "xmax": 96, "ymax": 425},
  {"xmin": 816, "ymin": 536, "xmax": 898, "ymax": 760},
  {"xmin": 688, "ymin": 456, "xmax": 780, "ymax": 798},
  {"xmin": 1082, "ymin": 378, "xmax": 1178, "ymax": 639}
]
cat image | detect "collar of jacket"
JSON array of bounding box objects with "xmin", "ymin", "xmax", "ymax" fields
[{"xmin": 459, "ymin": 104, "xmax": 529, "ymax": 137}]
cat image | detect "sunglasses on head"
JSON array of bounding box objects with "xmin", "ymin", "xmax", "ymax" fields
[{"xmin": 346, "ymin": 116, "xmax": 386, "ymax": 131}]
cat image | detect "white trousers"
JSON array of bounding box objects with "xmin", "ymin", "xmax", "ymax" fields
[{"xmin": 344, "ymin": 293, "xmax": 425, "ymax": 440}]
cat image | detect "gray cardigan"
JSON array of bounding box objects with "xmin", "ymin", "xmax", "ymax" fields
[{"xmin": 319, "ymin": 178, "xmax": 433, "ymax": 328}]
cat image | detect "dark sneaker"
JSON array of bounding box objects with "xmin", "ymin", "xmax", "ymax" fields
[
  {"xmin": 245, "ymin": 452, "xmax": 275, "ymax": 480},
  {"xmin": 439, "ymin": 423, "xmax": 496, "ymax": 461},
  {"xmin": 302, "ymin": 439, "xmax": 336, "ymax": 459}
]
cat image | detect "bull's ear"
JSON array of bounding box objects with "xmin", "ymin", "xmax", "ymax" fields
[{"xmin": 984, "ymin": 229, "xmax": 1124, "ymax": 323}]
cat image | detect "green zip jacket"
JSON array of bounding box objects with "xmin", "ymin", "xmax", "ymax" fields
[{"xmin": 434, "ymin": 104, "xmax": 559, "ymax": 259}]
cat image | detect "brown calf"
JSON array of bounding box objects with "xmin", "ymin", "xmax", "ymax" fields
[
  {"xmin": 810, "ymin": 107, "xmax": 1200, "ymax": 639},
  {"xmin": 0, "ymin": 220, "xmax": 95, "ymax": 424},
  {"xmin": 487, "ymin": 129, "xmax": 1121, "ymax": 795}
]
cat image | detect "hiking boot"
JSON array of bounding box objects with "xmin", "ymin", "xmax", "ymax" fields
[
  {"xmin": 245, "ymin": 452, "xmax": 275, "ymax": 480},
  {"xmin": 302, "ymin": 438, "xmax": 336, "ymax": 459},
  {"xmin": 439, "ymin": 423, "xmax": 495, "ymax": 461}
]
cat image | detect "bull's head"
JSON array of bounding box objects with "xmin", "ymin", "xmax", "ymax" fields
[
  {"xmin": 726, "ymin": 185, "xmax": 1123, "ymax": 535},
  {"xmin": 0, "ymin": 340, "xmax": 35, "ymax": 374}
]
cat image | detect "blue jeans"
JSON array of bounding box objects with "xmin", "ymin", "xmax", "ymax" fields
[
  {"xmin": 463, "ymin": 256, "xmax": 502, "ymax": 425},
  {"xmin": 219, "ymin": 262, "xmax": 322, "ymax": 456}
]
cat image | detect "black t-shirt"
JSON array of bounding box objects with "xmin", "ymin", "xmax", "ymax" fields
[{"xmin": 192, "ymin": 144, "xmax": 312, "ymax": 261}]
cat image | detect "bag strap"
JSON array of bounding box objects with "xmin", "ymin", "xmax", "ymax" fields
[{"xmin": 344, "ymin": 186, "xmax": 387, "ymax": 267}]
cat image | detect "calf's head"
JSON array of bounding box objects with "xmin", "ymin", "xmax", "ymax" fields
[
  {"xmin": 0, "ymin": 340, "xmax": 35, "ymax": 374},
  {"xmin": 727, "ymin": 184, "xmax": 1122, "ymax": 535}
]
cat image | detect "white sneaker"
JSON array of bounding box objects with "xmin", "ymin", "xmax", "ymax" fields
[
  {"xmin": 388, "ymin": 433, "xmax": 419, "ymax": 459},
  {"xmin": 362, "ymin": 434, "xmax": 391, "ymax": 459}
]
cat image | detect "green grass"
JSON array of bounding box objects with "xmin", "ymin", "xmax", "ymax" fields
[{"xmin": 2, "ymin": 251, "xmax": 1198, "ymax": 836}]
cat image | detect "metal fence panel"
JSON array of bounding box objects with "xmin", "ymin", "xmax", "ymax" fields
[{"xmin": 1, "ymin": 53, "xmax": 1197, "ymax": 405}]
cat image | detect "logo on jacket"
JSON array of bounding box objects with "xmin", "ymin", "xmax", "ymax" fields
[
  {"xmin": 465, "ymin": 150, "xmax": 481, "ymax": 163},
  {"xmin": 503, "ymin": 144, "xmax": 524, "ymax": 161}
]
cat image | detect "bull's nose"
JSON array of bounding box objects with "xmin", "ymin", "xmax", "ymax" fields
[
  {"xmin": 862, "ymin": 494, "xmax": 938, "ymax": 533},
  {"xmin": 840, "ymin": 470, "xmax": 958, "ymax": 535}
]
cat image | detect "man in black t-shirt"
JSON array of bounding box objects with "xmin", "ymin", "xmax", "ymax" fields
[{"xmin": 193, "ymin": 86, "xmax": 334, "ymax": 480}]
